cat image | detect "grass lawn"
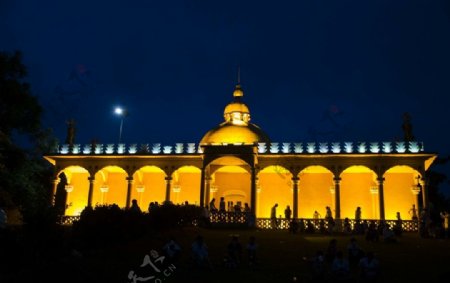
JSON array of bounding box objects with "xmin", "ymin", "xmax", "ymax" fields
[{"xmin": 34, "ymin": 227, "xmax": 450, "ymax": 283}]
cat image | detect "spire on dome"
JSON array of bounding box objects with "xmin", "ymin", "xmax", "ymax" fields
[{"xmin": 233, "ymin": 66, "xmax": 244, "ymax": 98}]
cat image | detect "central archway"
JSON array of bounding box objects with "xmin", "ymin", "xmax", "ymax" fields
[{"xmin": 209, "ymin": 156, "xmax": 251, "ymax": 212}]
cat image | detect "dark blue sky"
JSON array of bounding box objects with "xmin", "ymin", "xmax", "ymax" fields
[{"xmin": 2, "ymin": 0, "xmax": 450, "ymax": 157}]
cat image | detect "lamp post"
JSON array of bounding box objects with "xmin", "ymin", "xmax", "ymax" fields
[{"xmin": 114, "ymin": 106, "xmax": 128, "ymax": 144}]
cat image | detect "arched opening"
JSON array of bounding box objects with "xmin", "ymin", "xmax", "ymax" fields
[
  {"xmin": 297, "ymin": 166, "xmax": 334, "ymax": 219},
  {"xmin": 171, "ymin": 166, "xmax": 201, "ymax": 205},
  {"xmin": 209, "ymin": 156, "xmax": 251, "ymax": 213},
  {"xmin": 257, "ymin": 165, "xmax": 293, "ymax": 218},
  {"xmin": 340, "ymin": 166, "xmax": 378, "ymax": 219},
  {"xmin": 132, "ymin": 166, "xmax": 166, "ymax": 211},
  {"xmin": 383, "ymin": 166, "xmax": 421, "ymax": 220},
  {"xmin": 57, "ymin": 166, "xmax": 89, "ymax": 216},
  {"xmin": 93, "ymin": 166, "xmax": 128, "ymax": 208}
]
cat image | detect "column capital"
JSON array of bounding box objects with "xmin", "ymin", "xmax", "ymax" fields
[
  {"xmin": 333, "ymin": 177, "xmax": 341, "ymax": 182},
  {"xmin": 292, "ymin": 176, "xmax": 299, "ymax": 185},
  {"xmin": 53, "ymin": 179, "xmax": 60, "ymax": 185},
  {"xmin": 88, "ymin": 176, "xmax": 95, "ymax": 182},
  {"xmin": 126, "ymin": 176, "xmax": 134, "ymax": 181},
  {"xmin": 377, "ymin": 177, "xmax": 385, "ymax": 182},
  {"xmin": 165, "ymin": 176, "xmax": 173, "ymax": 181}
]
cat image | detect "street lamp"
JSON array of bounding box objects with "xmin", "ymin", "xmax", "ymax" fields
[{"xmin": 114, "ymin": 106, "xmax": 128, "ymax": 144}]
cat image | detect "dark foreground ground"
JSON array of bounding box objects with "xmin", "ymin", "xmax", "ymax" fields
[{"xmin": 1, "ymin": 226, "xmax": 450, "ymax": 283}]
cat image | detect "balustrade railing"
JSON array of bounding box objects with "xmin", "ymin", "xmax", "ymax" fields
[{"xmin": 53, "ymin": 141, "xmax": 424, "ymax": 155}]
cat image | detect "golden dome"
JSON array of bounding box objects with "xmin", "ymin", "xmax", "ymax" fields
[{"xmin": 200, "ymin": 84, "xmax": 270, "ymax": 144}]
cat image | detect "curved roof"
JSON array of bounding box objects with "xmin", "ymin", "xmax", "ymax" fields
[{"xmin": 200, "ymin": 84, "xmax": 270, "ymax": 144}]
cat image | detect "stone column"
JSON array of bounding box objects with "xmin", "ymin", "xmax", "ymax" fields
[
  {"xmin": 292, "ymin": 177, "xmax": 299, "ymax": 219},
  {"xmin": 87, "ymin": 176, "xmax": 95, "ymax": 207},
  {"xmin": 126, "ymin": 177, "xmax": 134, "ymax": 209},
  {"xmin": 51, "ymin": 178, "xmax": 60, "ymax": 205},
  {"xmin": 205, "ymin": 176, "xmax": 211, "ymax": 206},
  {"xmin": 378, "ymin": 177, "xmax": 385, "ymax": 220},
  {"xmin": 199, "ymin": 168, "xmax": 206, "ymax": 207},
  {"xmin": 333, "ymin": 177, "xmax": 341, "ymax": 220},
  {"xmin": 420, "ymin": 177, "xmax": 429, "ymax": 210},
  {"xmin": 250, "ymin": 167, "xmax": 257, "ymax": 216},
  {"xmin": 165, "ymin": 176, "xmax": 172, "ymax": 203}
]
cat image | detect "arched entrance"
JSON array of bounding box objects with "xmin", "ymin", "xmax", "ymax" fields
[
  {"xmin": 209, "ymin": 156, "xmax": 251, "ymax": 212},
  {"xmin": 132, "ymin": 166, "xmax": 166, "ymax": 211},
  {"xmin": 93, "ymin": 166, "xmax": 128, "ymax": 208},
  {"xmin": 383, "ymin": 166, "xmax": 421, "ymax": 220},
  {"xmin": 171, "ymin": 166, "xmax": 201, "ymax": 205},
  {"xmin": 58, "ymin": 165, "xmax": 90, "ymax": 216},
  {"xmin": 298, "ymin": 166, "xmax": 334, "ymax": 219},
  {"xmin": 340, "ymin": 166, "xmax": 378, "ymax": 219},
  {"xmin": 257, "ymin": 165, "xmax": 293, "ymax": 218}
]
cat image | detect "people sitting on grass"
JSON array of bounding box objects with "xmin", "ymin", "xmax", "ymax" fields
[
  {"xmin": 225, "ymin": 235, "xmax": 242, "ymax": 268},
  {"xmin": 331, "ymin": 250, "xmax": 350, "ymax": 281},
  {"xmin": 359, "ymin": 251, "xmax": 380, "ymax": 282},
  {"xmin": 347, "ymin": 237, "xmax": 364, "ymax": 265},
  {"xmin": 325, "ymin": 239, "xmax": 338, "ymax": 263},
  {"xmin": 191, "ymin": 235, "xmax": 212, "ymax": 269},
  {"xmin": 163, "ymin": 237, "xmax": 182, "ymax": 264},
  {"xmin": 246, "ymin": 236, "xmax": 258, "ymax": 267},
  {"xmin": 310, "ymin": 250, "xmax": 325, "ymax": 280}
]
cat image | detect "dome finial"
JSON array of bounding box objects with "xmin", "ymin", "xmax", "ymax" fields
[{"xmin": 233, "ymin": 65, "xmax": 244, "ymax": 98}]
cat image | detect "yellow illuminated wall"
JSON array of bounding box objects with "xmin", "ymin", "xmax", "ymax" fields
[
  {"xmin": 92, "ymin": 166, "xmax": 128, "ymax": 208},
  {"xmin": 340, "ymin": 168, "xmax": 377, "ymax": 219},
  {"xmin": 298, "ymin": 168, "xmax": 334, "ymax": 219},
  {"xmin": 131, "ymin": 166, "xmax": 166, "ymax": 212},
  {"xmin": 172, "ymin": 166, "xmax": 201, "ymax": 205},
  {"xmin": 384, "ymin": 166, "xmax": 419, "ymax": 220},
  {"xmin": 258, "ymin": 166, "xmax": 292, "ymax": 218},
  {"xmin": 213, "ymin": 167, "xmax": 250, "ymax": 211},
  {"xmin": 62, "ymin": 166, "xmax": 89, "ymax": 216}
]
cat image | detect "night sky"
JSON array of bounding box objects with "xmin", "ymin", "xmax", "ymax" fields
[{"xmin": 2, "ymin": 1, "xmax": 450, "ymax": 186}]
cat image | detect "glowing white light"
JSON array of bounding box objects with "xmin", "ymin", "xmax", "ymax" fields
[
  {"xmin": 152, "ymin": 143, "xmax": 161, "ymax": 154},
  {"xmin": 358, "ymin": 142, "xmax": 366, "ymax": 153},
  {"xmin": 136, "ymin": 185, "xmax": 145, "ymax": 193},
  {"xmin": 294, "ymin": 143, "xmax": 303, "ymax": 153},
  {"xmin": 258, "ymin": 143, "xmax": 267, "ymax": 153},
  {"xmin": 344, "ymin": 142, "xmax": 353, "ymax": 153},
  {"xmin": 106, "ymin": 144, "xmax": 114, "ymax": 154},
  {"xmin": 331, "ymin": 142, "xmax": 340, "ymax": 153},
  {"xmin": 319, "ymin": 143, "xmax": 328, "ymax": 153},
  {"xmin": 100, "ymin": 185, "xmax": 109, "ymax": 193},
  {"xmin": 187, "ymin": 143, "xmax": 196, "ymax": 153},
  {"xmin": 117, "ymin": 144, "xmax": 125, "ymax": 154},
  {"xmin": 396, "ymin": 142, "xmax": 406, "ymax": 153},
  {"xmin": 210, "ymin": 185, "xmax": 218, "ymax": 193},
  {"xmin": 61, "ymin": 144, "xmax": 69, "ymax": 154},
  {"xmin": 282, "ymin": 143, "xmax": 291, "ymax": 153},
  {"xmin": 382, "ymin": 142, "xmax": 392, "ymax": 153},
  {"xmin": 175, "ymin": 143, "xmax": 184, "ymax": 154},
  {"xmin": 83, "ymin": 144, "xmax": 91, "ymax": 154},
  {"xmin": 307, "ymin": 143, "xmax": 315, "ymax": 153},
  {"xmin": 270, "ymin": 143, "xmax": 279, "ymax": 153},
  {"xmin": 72, "ymin": 144, "xmax": 80, "ymax": 154},
  {"xmin": 65, "ymin": 185, "xmax": 74, "ymax": 193},
  {"xmin": 114, "ymin": 107, "xmax": 124, "ymax": 115},
  {"xmin": 95, "ymin": 144, "xmax": 103, "ymax": 154},
  {"xmin": 370, "ymin": 142, "xmax": 380, "ymax": 153},
  {"xmin": 163, "ymin": 146, "xmax": 172, "ymax": 154},
  {"xmin": 408, "ymin": 141, "xmax": 420, "ymax": 153},
  {"xmin": 172, "ymin": 185, "xmax": 181, "ymax": 193}
]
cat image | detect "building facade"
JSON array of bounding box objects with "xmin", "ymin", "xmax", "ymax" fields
[{"xmin": 45, "ymin": 84, "xmax": 436, "ymax": 224}]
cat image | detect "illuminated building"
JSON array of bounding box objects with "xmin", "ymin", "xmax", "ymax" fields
[{"xmin": 45, "ymin": 83, "xmax": 436, "ymax": 224}]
